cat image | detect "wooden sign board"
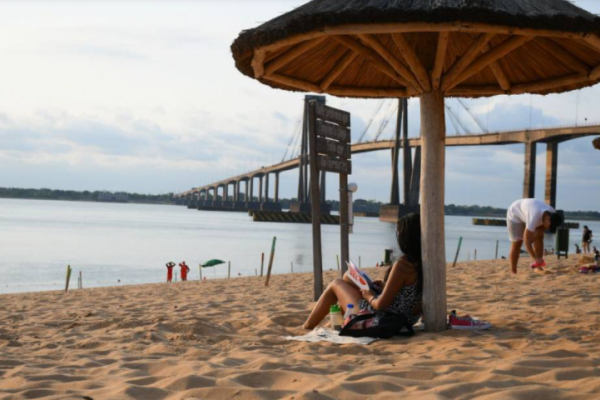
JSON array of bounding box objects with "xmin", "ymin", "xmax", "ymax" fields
[
  {"xmin": 315, "ymin": 103, "xmax": 351, "ymax": 128},
  {"xmin": 316, "ymin": 137, "xmax": 351, "ymax": 159},
  {"xmin": 315, "ymin": 120, "xmax": 351, "ymax": 143},
  {"xmin": 318, "ymin": 155, "xmax": 352, "ymax": 175}
]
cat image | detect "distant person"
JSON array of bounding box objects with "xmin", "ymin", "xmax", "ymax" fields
[
  {"xmin": 575, "ymin": 244, "xmax": 581, "ymax": 254},
  {"xmin": 179, "ymin": 261, "xmax": 190, "ymax": 281},
  {"xmin": 506, "ymin": 199, "xmax": 563, "ymax": 274},
  {"xmin": 166, "ymin": 262, "xmax": 176, "ymax": 282},
  {"xmin": 582, "ymin": 226, "xmax": 593, "ymax": 254}
]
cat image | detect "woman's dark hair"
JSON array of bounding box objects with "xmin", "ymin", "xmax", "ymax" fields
[{"xmin": 384, "ymin": 213, "xmax": 423, "ymax": 291}]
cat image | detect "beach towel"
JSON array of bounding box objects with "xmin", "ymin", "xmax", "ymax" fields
[{"xmin": 284, "ymin": 328, "xmax": 378, "ymax": 345}]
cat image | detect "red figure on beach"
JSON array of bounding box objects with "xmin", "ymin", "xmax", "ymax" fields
[
  {"xmin": 179, "ymin": 261, "xmax": 190, "ymax": 281},
  {"xmin": 166, "ymin": 262, "xmax": 176, "ymax": 282}
]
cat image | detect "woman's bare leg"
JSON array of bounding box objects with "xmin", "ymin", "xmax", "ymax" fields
[
  {"xmin": 303, "ymin": 279, "xmax": 362, "ymax": 330},
  {"xmin": 509, "ymin": 241, "xmax": 523, "ymax": 274}
]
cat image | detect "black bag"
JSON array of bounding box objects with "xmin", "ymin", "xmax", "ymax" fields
[{"xmin": 339, "ymin": 312, "xmax": 414, "ymax": 339}]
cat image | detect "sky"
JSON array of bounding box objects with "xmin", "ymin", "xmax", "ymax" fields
[{"xmin": 0, "ymin": 0, "xmax": 599, "ymax": 211}]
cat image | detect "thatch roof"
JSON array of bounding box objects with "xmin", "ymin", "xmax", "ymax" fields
[{"xmin": 231, "ymin": 0, "xmax": 600, "ymax": 98}]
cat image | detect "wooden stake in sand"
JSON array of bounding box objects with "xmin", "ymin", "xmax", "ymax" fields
[
  {"xmin": 264, "ymin": 237, "xmax": 277, "ymax": 287},
  {"xmin": 260, "ymin": 252, "xmax": 265, "ymax": 277},
  {"xmin": 199, "ymin": 264, "xmax": 202, "ymax": 280},
  {"xmin": 291, "ymin": 262, "xmax": 294, "ymax": 274},
  {"xmin": 495, "ymin": 240, "xmax": 499, "ymax": 260},
  {"xmin": 228, "ymin": 261, "xmax": 231, "ymax": 279},
  {"xmin": 452, "ymin": 237, "xmax": 463, "ymax": 268},
  {"xmin": 64, "ymin": 265, "xmax": 72, "ymax": 293},
  {"xmin": 474, "ymin": 249, "xmax": 478, "ymax": 261}
]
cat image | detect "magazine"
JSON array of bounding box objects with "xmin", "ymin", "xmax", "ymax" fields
[{"xmin": 346, "ymin": 260, "xmax": 382, "ymax": 295}]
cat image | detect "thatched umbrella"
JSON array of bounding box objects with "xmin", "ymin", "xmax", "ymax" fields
[{"xmin": 231, "ymin": 0, "xmax": 600, "ymax": 332}]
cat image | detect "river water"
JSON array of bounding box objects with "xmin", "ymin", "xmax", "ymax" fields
[{"xmin": 1, "ymin": 199, "xmax": 597, "ymax": 294}]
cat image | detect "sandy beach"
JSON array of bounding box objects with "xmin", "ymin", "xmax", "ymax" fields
[{"xmin": 2, "ymin": 256, "xmax": 600, "ymax": 400}]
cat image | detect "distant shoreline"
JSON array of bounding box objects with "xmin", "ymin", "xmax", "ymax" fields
[{"xmin": 2, "ymin": 196, "xmax": 599, "ymax": 221}]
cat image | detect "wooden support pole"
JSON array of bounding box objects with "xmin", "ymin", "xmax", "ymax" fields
[
  {"xmin": 336, "ymin": 255, "xmax": 340, "ymax": 271},
  {"xmin": 401, "ymin": 99, "xmax": 412, "ymax": 206},
  {"xmin": 474, "ymin": 249, "xmax": 477, "ymax": 261},
  {"xmin": 523, "ymin": 142, "xmax": 537, "ymax": 199},
  {"xmin": 339, "ymin": 173, "xmax": 350, "ymax": 277},
  {"xmin": 495, "ymin": 240, "xmax": 499, "ymax": 260},
  {"xmin": 308, "ymin": 101, "xmax": 324, "ymax": 300},
  {"xmin": 265, "ymin": 237, "xmax": 277, "ymax": 287},
  {"xmin": 420, "ymin": 90, "xmax": 447, "ymax": 332},
  {"xmin": 228, "ymin": 261, "xmax": 231, "ymax": 279},
  {"xmin": 199, "ymin": 265, "xmax": 202, "ymax": 280},
  {"xmin": 545, "ymin": 141, "xmax": 559, "ymax": 209},
  {"xmin": 65, "ymin": 265, "xmax": 72, "ymax": 293},
  {"xmin": 451, "ymin": 237, "xmax": 463, "ymax": 268},
  {"xmin": 260, "ymin": 252, "xmax": 265, "ymax": 277}
]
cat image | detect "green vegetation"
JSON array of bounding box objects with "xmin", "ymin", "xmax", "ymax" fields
[{"xmin": 0, "ymin": 187, "xmax": 173, "ymax": 205}]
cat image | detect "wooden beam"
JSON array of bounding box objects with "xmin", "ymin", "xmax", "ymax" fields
[
  {"xmin": 510, "ymin": 73, "xmax": 588, "ymax": 95},
  {"xmin": 488, "ymin": 62, "xmax": 511, "ymax": 91},
  {"xmin": 357, "ymin": 34, "xmax": 421, "ymax": 92},
  {"xmin": 441, "ymin": 33, "xmax": 494, "ymax": 91},
  {"xmin": 392, "ymin": 33, "xmax": 432, "ymax": 91},
  {"xmin": 328, "ymin": 85, "xmax": 408, "ymax": 98},
  {"xmin": 252, "ymin": 49, "xmax": 266, "ymax": 78},
  {"xmin": 264, "ymin": 37, "xmax": 327, "ymax": 76},
  {"xmin": 322, "ymin": 22, "xmax": 586, "ymax": 40},
  {"xmin": 432, "ymin": 32, "xmax": 450, "ymax": 90},
  {"xmin": 264, "ymin": 74, "xmax": 322, "ymax": 93},
  {"xmin": 333, "ymin": 35, "xmax": 410, "ymax": 87},
  {"xmin": 446, "ymin": 35, "xmax": 531, "ymax": 91},
  {"xmin": 583, "ymin": 33, "xmax": 600, "ymax": 53},
  {"xmin": 447, "ymin": 85, "xmax": 506, "ymax": 97},
  {"xmin": 541, "ymin": 38, "xmax": 591, "ymax": 75},
  {"xmin": 590, "ymin": 64, "xmax": 600, "ymax": 81},
  {"xmin": 320, "ymin": 50, "xmax": 358, "ymax": 91}
]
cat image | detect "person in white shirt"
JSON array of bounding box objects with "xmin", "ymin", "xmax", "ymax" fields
[{"xmin": 507, "ymin": 199, "xmax": 563, "ymax": 274}]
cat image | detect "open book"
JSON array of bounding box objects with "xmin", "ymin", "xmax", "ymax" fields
[{"xmin": 346, "ymin": 260, "xmax": 382, "ymax": 295}]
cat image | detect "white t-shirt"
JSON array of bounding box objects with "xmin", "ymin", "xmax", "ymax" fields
[{"xmin": 507, "ymin": 199, "xmax": 555, "ymax": 232}]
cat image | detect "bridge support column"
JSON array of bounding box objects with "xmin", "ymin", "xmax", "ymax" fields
[
  {"xmin": 258, "ymin": 176, "xmax": 263, "ymax": 203},
  {"xmin": 523, "ymin": 142, "xmax": 537, "ymax": 199},
  {"xmin": 409, "ymin": 146, "xmax": 421, "ymax": 206},
  {"xmin": 545, "ymin": 141, "xmax": 558, "ymax": 209},
  {"xmin": 265, "ymin": 173, "xmax": 270, "ymax": 203},
  {"xmin": 274, "ymin": 173, "xmax": 280, "ymax": 203},
  {"xmin": 390, "ymin": 99, "xmax": 402, "ymax": 205},
  {"xmin": 249, "ymin": 178, "xmax": 254, "ymax": 203}
]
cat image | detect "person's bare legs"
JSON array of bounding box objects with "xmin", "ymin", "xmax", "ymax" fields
[
  {"xmin": 532, "ymin": 230, "xmax": 545, "ymax": 261},
  {"xmin": 303, "ymin": 279, "xmax": 362, "ymax": 330},
  {"xmin": 509, "ymin": 240, "xmax": 523, "ymax": 274}
]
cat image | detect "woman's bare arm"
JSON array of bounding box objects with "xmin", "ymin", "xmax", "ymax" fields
[{"xmin": 365, "ymin": 260, "xmax": 415, "ymax": 311}]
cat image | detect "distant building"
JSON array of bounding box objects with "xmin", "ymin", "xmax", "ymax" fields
[{"xmin": 98, "ymin": 192, "xmax": 129, "ymax": 203}]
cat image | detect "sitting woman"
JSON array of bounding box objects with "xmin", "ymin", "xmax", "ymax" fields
[{"xmin": 303, "ymin": 213, "xmax": 423, "ymax": 330}]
